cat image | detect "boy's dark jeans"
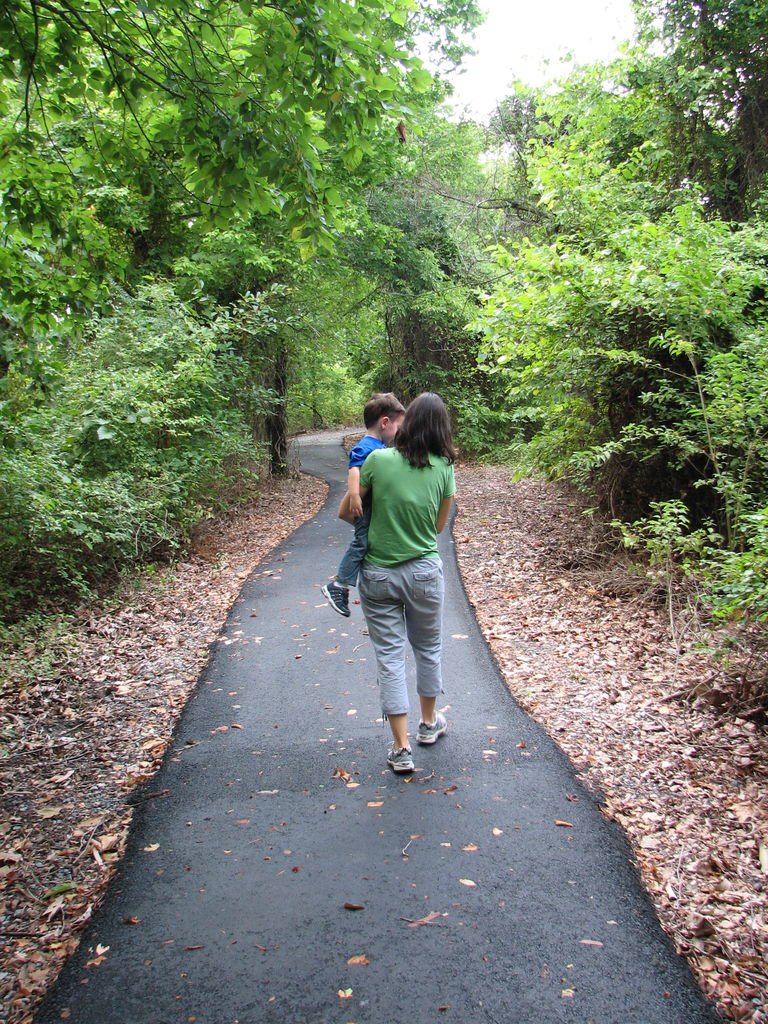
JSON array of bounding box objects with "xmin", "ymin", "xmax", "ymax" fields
[{"xmin": 336, "ymin": 504, "xmax": 370, "ymax": 588}]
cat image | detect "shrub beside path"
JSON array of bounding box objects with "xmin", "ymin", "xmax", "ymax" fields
[{"xmin": 28, "ymin": 432, "xmax": 718, "ymax": 1024}]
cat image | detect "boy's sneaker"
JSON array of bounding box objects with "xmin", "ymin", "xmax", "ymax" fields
[
  {"xmin": 322, "ymin": 582, "xmax": 350, "ymax": 617},
  {"xmin": 416, "ymin": 711, "xmax": 448, "ymax": 745},
  {"xmin": 387, "ymin": 746, "xmax": 415, "ymax": 773}
]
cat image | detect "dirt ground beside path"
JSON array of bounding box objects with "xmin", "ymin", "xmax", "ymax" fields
[{"xmin": 2, "ymin": 457, "xmax": 767, "ymax": 1024}]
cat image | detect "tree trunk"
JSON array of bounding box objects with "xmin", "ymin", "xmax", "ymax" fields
[{"xmin": 266, "ymin": 343, "xmax": 289, "ymax": 476}]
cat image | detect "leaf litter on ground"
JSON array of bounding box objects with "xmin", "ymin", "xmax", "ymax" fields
[
  {"xmin": 0, "ymin": 472, "xmax": 327, "ymax": 1024},
  {"xmin": 455, "ymin": 466, "xmax": 768, "ymax": 1024},
  {"xmin": 3, "ymin": 456, "xmax": 767, "ymax": 1024}
]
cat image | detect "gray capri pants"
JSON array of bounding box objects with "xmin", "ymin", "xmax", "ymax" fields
[{"xmin": 359, "ymin": 557, "xmax": 445, "ymax": 717}]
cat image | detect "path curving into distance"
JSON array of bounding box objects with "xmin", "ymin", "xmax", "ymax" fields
[{"xmin": 34, "ymin": 431, "xmax": 719, "ymax": 1024}]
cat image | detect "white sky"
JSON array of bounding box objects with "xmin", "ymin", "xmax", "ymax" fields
[{"xmin": 445, "ymin": 0, "xmax": 636, "ymax": 119}]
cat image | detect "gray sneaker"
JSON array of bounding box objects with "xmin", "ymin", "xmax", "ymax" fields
[
  {"xmin": 387, "ymin": 746, "xmax": 415, "ymax": 773},
  {"xmin": 416, "ymin": 711, "xmax": 448, "ymax": 745},
  {"xmin": 321, "ymin": 582, "xmax": 350, "ymax": 617}
]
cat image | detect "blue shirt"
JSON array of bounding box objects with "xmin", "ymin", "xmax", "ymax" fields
[{"xmin": 348, "ymin": 434, "xmax": 385, "ymax": 468}]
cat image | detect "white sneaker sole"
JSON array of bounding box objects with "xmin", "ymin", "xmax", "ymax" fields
[
  {"xmin": 387, "ymin": 754, "xmax": 415, "ymax": 773},
  {"xmin": 416, "ymin": 723, "xmax": 448, "ymax": 745},
  {"xmin": 321, "ymin": 584, "xmax": 350, "ymax": 617}
]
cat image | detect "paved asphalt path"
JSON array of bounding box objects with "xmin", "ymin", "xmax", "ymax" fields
[{"xmin": 35, "ymin": 432, "xmax": 720, "ymax": 1024}]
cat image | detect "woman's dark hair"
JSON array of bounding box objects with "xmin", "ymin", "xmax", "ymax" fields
[{"xmin": 395, "ymin": 392, "xmax": 456, "ymax": 469}]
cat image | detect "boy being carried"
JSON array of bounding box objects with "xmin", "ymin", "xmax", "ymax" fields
[{"xmin": 321, "ymin": 392, "xmax": 405, "ymax": 617}]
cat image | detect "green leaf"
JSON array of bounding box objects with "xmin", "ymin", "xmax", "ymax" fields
[
  {"xmin": 45, "ymin": 882, "xmax": 76, "ymax": 898},
  {"xmin": 410, "ymin": 68, "xmax": 433, "ymax": 91}
]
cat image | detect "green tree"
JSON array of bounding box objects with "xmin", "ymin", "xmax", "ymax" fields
[
  {"xmin": 634, "ymin": 0, "xmax": 768, "ymax": 216},
  {"xmin": 327, "ymin": 111, "xmax": 511, "ymax": 449},
  {"xmin": 0, "ymin": 0, "xmax": 481, "ymax": 356},
  {"xmin": 471, "ymin": 51, "xmax": 768, "ymax": 523}
]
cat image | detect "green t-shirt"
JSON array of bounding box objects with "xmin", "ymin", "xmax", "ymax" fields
[{"xmin": 359, "ymin": 448, "xmax": 456, "ymax": 566}]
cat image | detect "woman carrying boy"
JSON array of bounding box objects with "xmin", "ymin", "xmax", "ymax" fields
[{"xmin": 355, "ymin": 392, "xmax": 456, "ymax": 773}]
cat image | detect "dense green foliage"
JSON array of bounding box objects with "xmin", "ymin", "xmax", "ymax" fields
[
  {"xmin": 0, "ymin": 0, "xmax": 482, "ymax": 616},
  {"xmin": 1, "ymin": 0, "xmax": 481, "ymax": 349},
  {"xmin": 4, "ymin": 0, "xmax": 768, "ymax": 654},
  {"xmin": 0, "ymin": 283, "xmax": 279, "ymax": 615},
  {"xmin": 468, "ymin": 3, "xmax": 768, "ymax": 635}
]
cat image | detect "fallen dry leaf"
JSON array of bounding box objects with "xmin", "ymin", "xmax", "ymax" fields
[
  {"xmin": 404, "ymin": 911, "xmax": 448, "ymax": 928},
  {"xmin": 37, "ymin": 806, "xmax": 63, "ymax": 819},
  {"xmin": 95, "ymin": 833, "xmax": 120, "ymax": 852},
  {"xmin": 347, "ymin": 955, "xmax": 369, "ymax": 965}
]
